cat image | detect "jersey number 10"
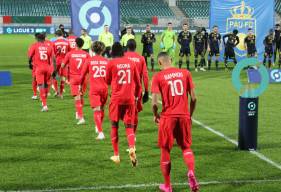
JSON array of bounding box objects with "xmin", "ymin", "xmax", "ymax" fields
[{"xmin": 168, "ymin": 79, "xmax": 184, "ymax": 96}]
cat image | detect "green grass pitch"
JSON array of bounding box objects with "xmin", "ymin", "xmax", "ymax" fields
[{"xmin": 0, "ymin": 34, "xmax": 281, "ymax": 192}]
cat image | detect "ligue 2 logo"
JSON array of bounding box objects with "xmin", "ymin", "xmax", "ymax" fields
[
  {"xmin": 247, "ymin": 102, "xmax": 256, "ymax": 111},
  {"xmin": 79, "ymin": 0, "xmax": 112, "ymax": 37},
  {"xmin": 270, "ymin": 69, "xmax": 281, "ymax": 83}
]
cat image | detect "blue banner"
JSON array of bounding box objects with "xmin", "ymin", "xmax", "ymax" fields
[
  {"xmin": 210, "ymin": 0, "xmax": 274, "ymax": 61},
  {"xmin": 248, "ymin": 69, "xmax": 281, "ymax": 83},
  {"xmin": 3, "ymin": 26, "xmax": 51, "ymax": 34},
  {"xmin": 70, "ymin": 0, "xmax": 120, "ymax": 41}
]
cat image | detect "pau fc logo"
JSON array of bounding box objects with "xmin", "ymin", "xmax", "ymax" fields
[
  {"xmin": 270, "ymin": 69, "xmax": 281, "ymax": 83},
  {"xmin": 79, "ymin": 0, "xmax": 112, "ymax": 37},
  {"xmin": 226, "ymin": 0, "xmax": 256, "ymax": 57}
]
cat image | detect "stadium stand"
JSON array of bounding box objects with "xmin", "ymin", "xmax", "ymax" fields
[
  {"xmin": 276, "ymin": 0, "xmax": 281, "ymax": 15},
  {"xmin": 177, "ymin": 0, "xmax": 210, "ymax": 18},
  {"xmin": 0, "ymin": 0, "xmax": 69, "ymax": 16},
  {"xmin": 120, "ymin": 0, "xmax": 174, "ymax": 17}
]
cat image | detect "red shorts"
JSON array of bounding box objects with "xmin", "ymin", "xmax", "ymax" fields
[
  {"xmin": 90, "ymin": 90, "xmax": 108, "ymax": 108},
  {"xmin": 36, "ymin": 67, "xmax": 52, "ymax": 85},
  {"xmin": 109, "ymin": 103, "xmax": 135, "ymax": 125},
  {"xmin": 158, "ymin": 116, "xmax": 192, "ymax": 150}
]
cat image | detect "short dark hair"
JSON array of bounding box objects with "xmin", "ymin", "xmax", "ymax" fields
[
  {"xmin": 275, "ymin": 24, "xmax": 280, "ymax": 27},
  {"xmin": 55, "ymin": 30, "xmax": 63, "ymax": 37},
  {"xmin": 182, "ymin": 23, "xmax": 188, "ymax": 26},
  {"xmin": 248, "ymin": 28, "xmax": 252, "ymax": 31},
  {"xmin": 37, "ymin": 33, "xmax": 46, "ymax": 41},
  {"xmin": 111, "ymin": 42, "xmax": 123, "ymax": 58},
  {"xmin": 127, "ymin": 39, "xmax": 136, "ymax": 51},
  {"xmin": 81, "ymin": 28, "xmax": 87, "ymax": 32},
  {"xmin": 233, "ymin": 29, "xmax": 238, "ymax": 34},
  {"xmin": 59, "ymin": 24, "xmax": 64, "ymax": 28},
  {"xmin": 157, "ymin": 52, "xmax": 169, "ymax": 60},
  {"xmin": 168, "ymin": 22, "xmax": 172, "ymax": 25},
  {"xmin": 92, "ymin": 41, "xmax": 105, "ymax": 55},
  {"xmin": 75, "ymin": 38, "xmax": 84, "ymax": 48},
  {"xmin": 34, "ymin": 32, "xmax": 40, "ymax": 38},
  {"xmin": 213, "ymin": 25, "xmax": 218, "ymax": 28}
]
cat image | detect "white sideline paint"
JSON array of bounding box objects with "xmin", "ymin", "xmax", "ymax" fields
[
  {"xmin": 150, "ymin": 96, "xmax": 281, "ymax": 171},
  {"xmin": 2, "ymin": 179, "xmax": 281, "ymax": 192}
]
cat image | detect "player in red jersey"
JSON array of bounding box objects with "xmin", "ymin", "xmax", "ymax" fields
[
  {"xmin": 61, "ymin": 38, "xmax": 90, "ymax": 125},
  {"xmin": 151, "ymin": 52, "xmax": 199, "ymax": 192},
  {"xmin": 81, "ymin": 41, "xmax": 109, "ymax": 140},
  {"xmin": 124, "ymin": 39, "xmax": 149, "ymax": 136},
  {"xmin": 67, "ymin": 30, "xmax": 77, "ymax": 51},
  {"xmin": 106, "ymin": 42, "xmax": 142, "ymax": 166},
  {"xmin": 28, "ymin": 33, "xmax": 56, "ymax": 112},
  {"xmin": 28, "ymin": 33, "xmax": 41, "ymax": 100},
  {"xmin": 53, "ymin": 30, "xmax": 70, "ymax": 98}
]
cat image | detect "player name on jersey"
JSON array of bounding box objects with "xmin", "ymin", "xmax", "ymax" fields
[
  {"xmin": 117, "ymin": 63, "xmax": 131, "ymax": 69},
  {"xmin": 164, "ymin": 72, "xmax": 184, "ymax": 80}
]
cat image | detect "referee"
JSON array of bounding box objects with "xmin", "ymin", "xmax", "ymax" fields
[{"xmin": 80, "ymin": 29, "xmax": 92, "ymax": 53}]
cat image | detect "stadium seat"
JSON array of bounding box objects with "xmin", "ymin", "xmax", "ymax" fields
[{"xmin": 177, "ymin": 0, "xmax": 210, "ymax": 19}]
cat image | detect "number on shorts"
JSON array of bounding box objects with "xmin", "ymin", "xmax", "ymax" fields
[
  {"xmin": 117, "ymin": 69, "xmax": 131, "ymax": 84},
  {"xmin": 168, "ymin": 79, "xmax": 184, "ymax": 96},
  {"xmin": 93, "ymin": 66, "xmax": 106, "ymax": 78}
]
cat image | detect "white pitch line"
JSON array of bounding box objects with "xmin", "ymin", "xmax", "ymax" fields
[
  {"xmin": 149, "ymin": 96, "xmax": 281, "ymax": 171},
  {"xmin": 2, "ymin": 179, "xmax": 281, "ymax": 192}
]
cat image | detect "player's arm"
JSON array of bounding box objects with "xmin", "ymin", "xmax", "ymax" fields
[
  {"xmin": 222, "ymin": 34, "xmax": 229, "ymax": 45},
  {"xmin": 105, "ymin": 62, "xmax": 112, "ymax": 85},
  {"xmin": 80, "ymin": 61, "xmax": 89, "ymax": 85},
  {"xmin": 235, "ymin": 36, "xmax": 240, "ymax": 47},
  {"xmin": 189, "ymin": 88, "xmax": 197, "ymax": 118},
  {"xmin": 110, "ymin": 33, "xmax": 114, "ymax": 46},
  {"xmin": 133, "ymin": 65, "xmax": 142, "ymax": 102},
  {"xmin": 141, "ymin": 57, "xmax": 149, "ymax": 103},
  {"xmin": 28, "ymin": 46, "xmax": 35, "ymax": 69},
  {"xmin": 61, "ymin": 53, "xmax": 69, "ymax": 68},
  {"xmin": 151, "ymin": 75, "xmax": 160, "ymax": 123},
  {"xmin": 141, "ymin": 33, "xmax": 146, "ymax": 44},
  {"xmin": 177, "ymin": 32, "xmax": 182, "ymax": 45}
]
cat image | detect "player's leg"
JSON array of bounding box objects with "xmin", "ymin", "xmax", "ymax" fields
[
  {"xmin": 110, "ymin": 121, "xmax": 120, "ymax": 163},
  {"xmin": 159, "ymin": 147, "xmax": 172, "ymax": 192},
  {"xmin": 194, "ymin": 51, "xmax": 199, "ymax": 72},
  {"xmin": 53, "ymin": 65, "xmax": 60, "ymax": 96},
  {"xmin": 158, "ymin": 117, "xmax": 175, "ymax": 191},
  {"xmin": 176, "ymin": 117, "xmax": 199, "ymax": 192},
  {"xmin": 208, "ymin": 52, "xmax": 212, "ymax": 71},
  {"xmin": 179, "ymin": 48, "xmax": 184, "ymax": 69},
  {"xmin": 186, "ymin": 54, "xmax": 190, "ymax": 70},
  {"xmin": 74, "ymin": 94, "xmax": 85, "ymax": 125},
  {"xmin": 37, "ymin": 69, "xmax": 49, "ymax": 111},
  {"xmin": 199, "ymin": 52, "xmax": 206, "ymax": 71},
  {"xmin": 215, "ymin": 54, "xmax": 220, "ymax": 71},
  {"xmin": 123, "ymin": 104, "xmax": 137, "ymax": 167},
  {"xmin": 278, "ymin": 51, "xmax": 281, "ymax": 68},
  {"xmin": 59, "ymin": 70, "xmax": 66, "ymax": 98},
  {"xmin": 31, "ymin": 76, "xmax": 38, "ymax": 100},
  {"xmin": 224, "ymin": 47, "xmax": 230, "ymax": 70},
  {"xmin": 150, "ymin": 51, "xmax": 155, "ymax": 72},
  {"xmin": 109, "ymin": 103, "xmax": 120, "ymax": 163},
  {"xmin": 93, "ymin": 106, "xmax": 105, "ymax": 140},
  {"xmin": 268, "ymin": 52, "xmax": 272, "ymax": 68},
  {"xmin": 263, "ymin": 52, "xmax": 267, "ymax": 66}
]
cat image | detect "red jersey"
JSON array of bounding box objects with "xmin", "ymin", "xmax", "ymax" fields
[
  {"xmin": 44, "ymin": 39, "xmax": 53, "ymax": 47},
  {"xmin": 81, "ymin": 55, "xmax": 109, "ymax": 93},
  {"xmin": 63, "ymin": 49, "xmax": 90, "ymax": 83},
  {"xmin": 28, "ymin": 42, "xmax": 54, "ymax": 69},
  {"xmin": 124, "ymin": 51, "xmax": 149, "ymax": 91},
  {"xmin": 151, "ymin": 67, "xmax": 194, "ymax": 117},
  {"xmin": 53, "ymin": 38, "xmax": 70, "ymax": 65},
  {"xmin": 106, "ymin": 57, "xmax": 142, "ymax": 105},
  {"xmin": 67, "ymin": 35, "xmax": 77, "ymax": 51}
]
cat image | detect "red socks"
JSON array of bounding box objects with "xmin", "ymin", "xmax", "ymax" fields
[
  {"xmin": 75, "ymin": 99, "xmax": 83, "ymax": 119},
  {"xmin": 125, "ymin": 128, "xmax": 135, "ymax": 148},
  {"xmin": 94, "ymin": 111, "xmax": 103, "ymax": 132},
  {"xmin": 39, "ymin": 88, "xmax": 47, "ymax": 106},
  {"xmin": 111, "ymin": 126, "xmax": 119, "ymax": 156},
  {"xmin": 32, "ymin": 80, "xmax": 37, "ymax": 96},
  {"xmin": 182, "ymin": 148, "xmax": 195, "ymax": 172},
  {"xmin": 60, "ymin": 80, "xmax": 65, "ymax": 95},
  {"xmin": 53, "ymin": 79, "xmax": 58, "ymax": 93},
  {"xmin": 160, "ymin": 148, "xmax": 171, "ymax": 187}
]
